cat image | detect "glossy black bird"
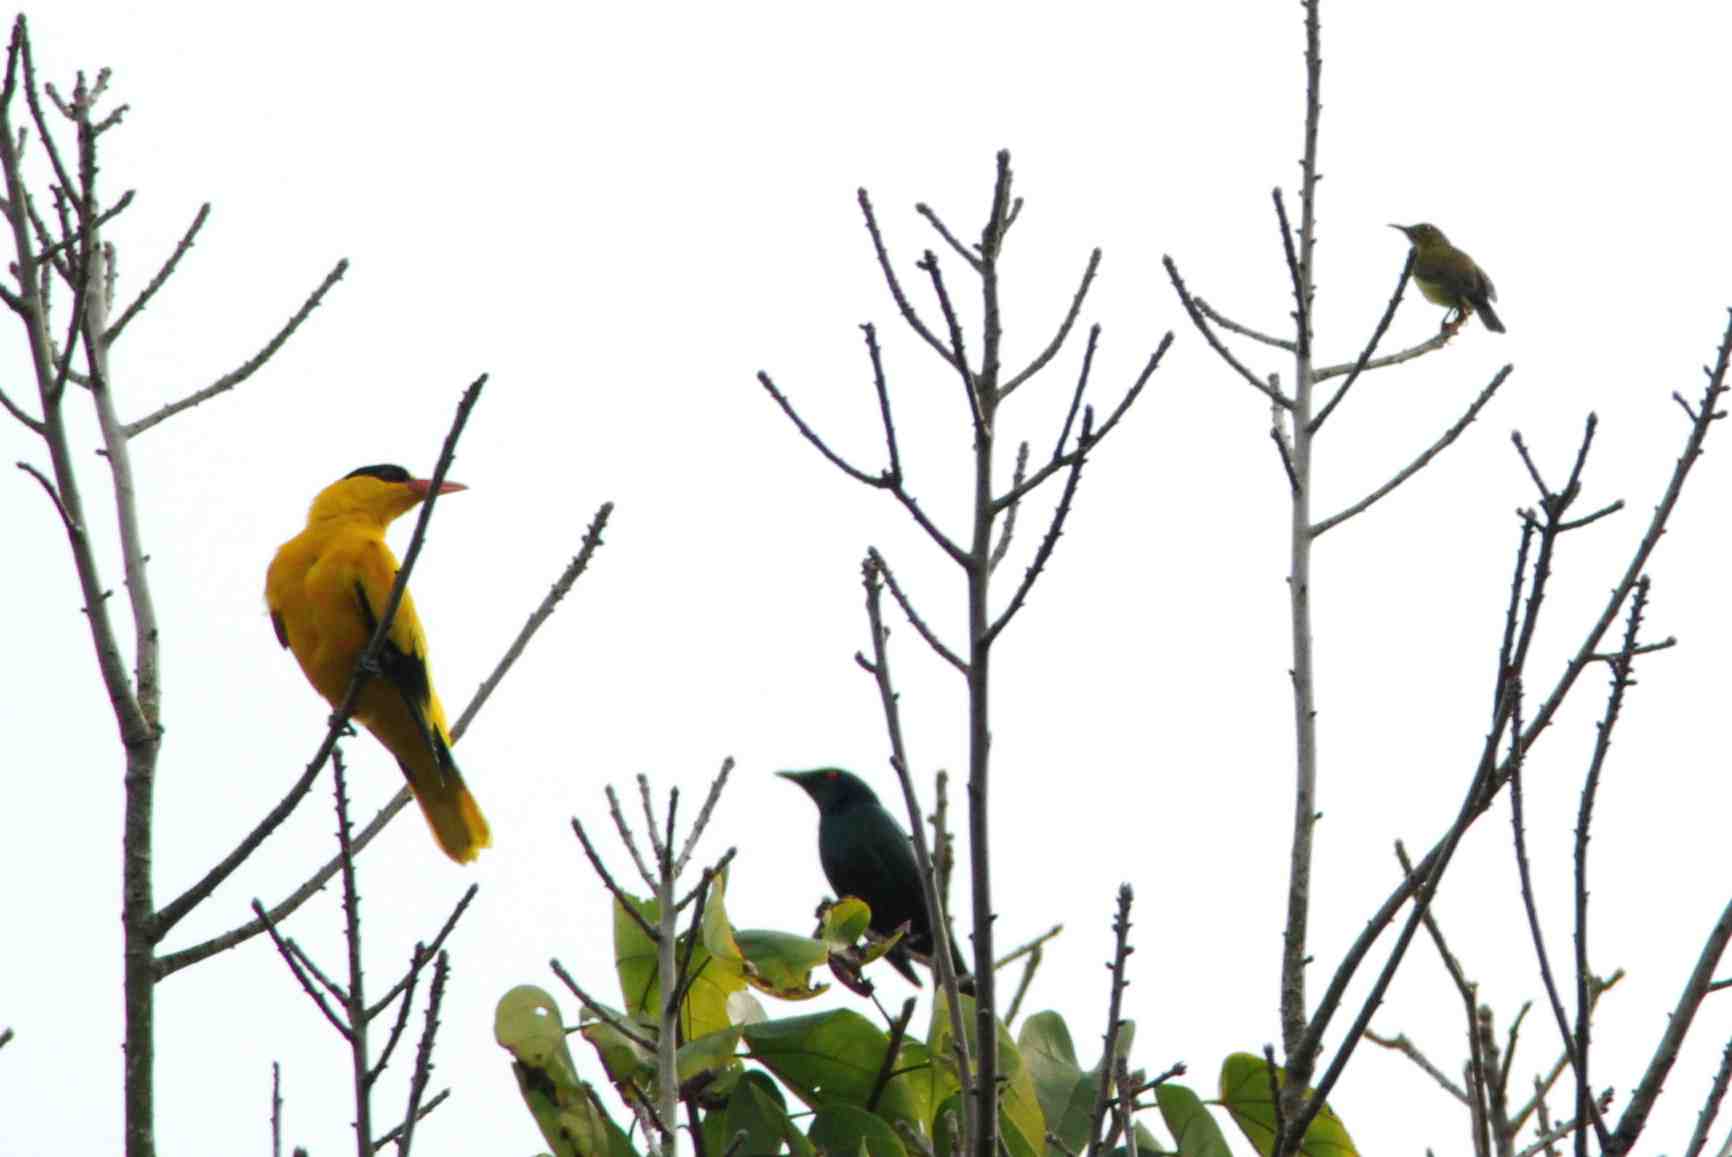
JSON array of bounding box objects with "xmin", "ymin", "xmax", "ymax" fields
[{"xmin": 779, "ymin": 768, "xmax": 970, "ymax": 989}]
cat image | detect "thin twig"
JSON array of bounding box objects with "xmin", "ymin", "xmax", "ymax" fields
[
  {"xmin": 453, "ymin": 501, "xmax": 614, "ymax": 737},
  {"xmin": 1366, "ymin": 1031, "xmax": 1469, "ymax": 1103},
  {"xmin": 1195, "ymin": 297, "xmax": 1294, "ymax": 352},
  {"xmin": 986, "ymin": 409, "xmax": 1091, "ymax": 644},
  {"xmin": 1163, "ymin": 255, "xmax": 1292, "ymax": 410},
  {"xmin": 1683, "ymin": 1038, "xmax": 1732, "ymax": 1157},
  {"xmin": 548, "ymin": 958, "xmax": 657, "ymax": 1052},
  {"xmin": 869, "ymin": 548, "xmax": 966, "ymax": 672},
  {"xmin": 867, "ymin": 998, "xmax": 918, "ymax": 1112},
  {"xmin": 393, "ymin": 951, "xmax": 450, "ymax": 1156},
  {"xmin": 989, "ymin": 442, "xmax": 1030, "ymax": 576},
  {"xmin": 1001, "ymin": 249, "xmax": 1102, "ymax": 399},
  {"xmin": 674, "ymin": 757, "xmax": 735, "ymax": 877},
  {"xmin": 1310, "ymin": 252, "xmax": 1414, "ymax": 431},
  {"xmin": 995, "ymin": 924, "xmax": 1064, "ymax": 969},
  {"xmin": 858, "ymin": 187, "xmax": 956, "ymax": 368},
  {"xmin": 915, "ymin": 203, "xmax": 982, "ymax": 271},
  {"xmin": 123, "ymin": 258, "xmax": 349, "ymax": 437},
  {"xmin": 370, "ymin": 1090, "xmax": 449, "ymax": 1153},
  {"xmin": 251, "ymin": 898, "xmax": 350, "ymax": 1039},
  {"xmin": 605, "ymin": 784, "xmax": 657, "ymax": 889},
  {"xmin": 992, "ymin": 334, "xmax": 1169, "ymax": 514},
  {"xmin": 104, "ymin": 201, "xmax": 209, "ymax": 344},
  {"xmin": 364, "ymin": 885, "xmax": 478, "ymax": 1020},
  {"xmin": 574, "ymin": 816, "xmax": 658, "ymax": 942},
  {"xmin": 1084, "ymin": 886, "xmax": 1135, "ymax": 1157},
  {"xmin": 1311, "ymin": 366, "xmax": 1511, "ymax": 536}
]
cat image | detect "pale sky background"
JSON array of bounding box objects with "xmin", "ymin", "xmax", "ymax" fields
[{"xmin": 5, "ymin": 3, "xmax": 1732, "ymax": 1155}]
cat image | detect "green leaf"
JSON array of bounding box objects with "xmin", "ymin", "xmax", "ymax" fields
[
  {"xmin": 1018, "ymin": 1011, "xmax": 1098, "ymax": 1157},
  {"xmin": 744, "ymin": 1009, "xmax": 931, "ymax": 1133},
  {"xmin": 614, "ymin": 895, "xmax": 662, "ymax": 1016},
  {"xmin": 931, "ymin": 992, "xmax": 1045, "ymax": 1157},
  {"xmin": 823, "ymin": 897, "xmax": 874, "ymax": 949},
  {"xmin": 703, "ymin": 1070, "xmax": 803, "ymax": 1157},
  {"xmin": 735, "ymin": 929, "xmax": 831, "ymax": 999},
  {"xmin": 495, "ymin": 986, "xmax": 640, "ymax": 1157},
  {"xmin": 808, "ymin": 1103, "xmax": 909, "ymax": 1157},
  {"xmin": 612, "ymin": 887, "xmax": 747, "ymax": 1044},
  {"xmin": 577, "ymin": 1006, "xmax": 654, "ymax": 1091},
  {"xmin": 679, "ymin": 1025, "xmax": 744, "ymax": 1085},
  {"xmin": 1218, "ymin": 1053, "xmax": 1358, "ymax": 1157},
  {"xmin": 1154, "ymin": 1083, "xmax": 1232, "ymax": 1157}
]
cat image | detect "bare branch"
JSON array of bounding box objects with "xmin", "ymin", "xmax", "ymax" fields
[
  {"xmin": 1365, "ymin": 1030, "xmax": 1469, "ymax": 1103},
  {"xmin": 1311, "ymin": 252, "xmax": 1414, "ymax": 431},
  {"xmin": 915, "ymin": 203, "xmax": 981, "ymax": 271},
  {"xmin": 989, "ymin": 442, "xmax": 1030, "ymax": 576},
  {"xmin": 574, "ymin": 816, "xmax": 658, "ymax": 942},
  {"xmin": 1311, "ymin": 366, "xmax": 1511, "ymax": 537},
  {"xmin": 123, "ymin": 257, "xmax": 348, "ymax": 436},
  {"xmin": 756, "ymin": 369, "xmax": 886, "ymax": 487},
  {"xmin": 548, "ymin": 958, "xmax": 656, "ymax": 1053},
  {"xmin": 1683, "ymin": 1038, "xmax": 1732, "ymax": 1157},
  {"xmin": 1609, "ymin": 895, "xmax": 1732, "ymax": 1153},
  {"xmin": 866, "ymin": 998, "xmax": 918, "ymax": 1113},
  {"xmin": 673, "ymin": 757, "xmax": 734, "ymax": 877},
  {"xmin": 104, "ymin": 201, "xmax": 209, "ymax": 344},
  {"xmin": 987, "ymin": 408, "xmax": 1091, "ymax": 644},
  {"xmin": 914, "ymin": 250, "xmax": 983, "ymax": 430},
  {"xmin": 1084, "ymin": 885, "xmax": 1135, "ymax": 1157},
  {"xmin": 1271, "ymin": 189, "xmax": 1308, "ymax": 362},
  {"xmin": 858, "ymin": 187, "xmax": 956, "ymax": 368},
  {"xmin": 1001, "ymin": 249, "xmax": 1102, "ymax": 399},
  {"xmin": 869, "ymin": 547, "xmax": 965, "ymax": 673},
  {"xmin": 861, "ymin": 323, "xmax": 901, "ymax": 483},
  {"xmin": 392, "ymin": 950, "xmax": 450, "ymax": 1157},
  {"xmin": 1195, "ymin": 297, "xmax": 1293, "ymax": 352},
  {"xmin": 1053, "ymin": 325, "xmax": 1098, "ymax": 460},
  {"xmin": 994, "ymin": 333, "xmax": 1169, "ymax": 514},
  {"xmin": 370, "ymin": 1089, "xmax": 450, "ymax": 1153},
  {"xmin": 1163, "ymin": 255, "xmax": 1292, "ymax": 410},
  {"xmin": 454, "ymin": 500, "xmax": 613, "ymax": 735},
  {"xmin": 364, "ymin": 885, "xmax": 477, "ymax": 1021},
  {"xmin": 250, "ymin": 899, "xmax": 351, "ymax": 1040}
]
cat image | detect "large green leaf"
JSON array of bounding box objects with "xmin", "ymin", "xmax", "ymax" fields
[
  {"xmin": 930, "ymin": 992, "xmax": 1046, "ymax": 1157},
  {"xmin": 734, "ymin": 929, "xmax": 831, "ymax": 999},
  {"xmin": 577, "ymin": 1003, "xmax": 654, "ymax": 1091},
  {"xmin": 612, "ymin": 885, "xmax": 746, "ymax": 1043},
  {"xmin": 1018, "ymin": 1011, "xmax": 1098, "ymax": 1157},
  {"xmin": 744, "ymin": 1009, "xmax": 931, "ymax": 1133},
  {"xmin": 1154, "ymin": 1083, "xmax": 1232, "ymax": 1157},
  {"xmin": 702, "ymin": 1070, "xmax": 806, "ymax": 1157},
  {"xmin": 1217, "ymin": 1053, "xmax": 1358, "ymax": 1157},
  {"xmin": 809, "ymin": 1103, "xmax": 909, "ymax": 1157},
  {"xmin": 495, "ymin": 986, "xmax": 640, "ymax": 1157},
  {"xmin": 679, "ymin": 1025, "xmax": 745, "ymax": 1086}
]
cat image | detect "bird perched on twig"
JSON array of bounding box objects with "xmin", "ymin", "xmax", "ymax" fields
[
  {"xmin": 779, "ymin": 768, "xmax": 970, "ymax": 990},
  {"xmin": 1391, "ymin": 222, "xmax": 1505, "ymax": 334},
  {"xmin": 266, "ymin": 464, "xmax": 491, "ymax": 863}
]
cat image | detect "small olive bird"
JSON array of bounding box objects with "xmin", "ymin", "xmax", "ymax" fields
[
  {"xmin": 1391, "ymin": 223, "xmax": 1505, "ymax": 334},
  {"xmin": 267, "ymin": 464, "xmax": 490, "ymax": 863}
]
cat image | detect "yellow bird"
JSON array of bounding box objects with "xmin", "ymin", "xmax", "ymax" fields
[{"xmin": 266, "ymin": 464, "xmax": 490, "ymax": 863}]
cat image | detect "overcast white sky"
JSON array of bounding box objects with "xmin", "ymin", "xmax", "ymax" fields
[{"xmin": 6, "ymin": 3, "xmax": 1732, "ymax": 1155}]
